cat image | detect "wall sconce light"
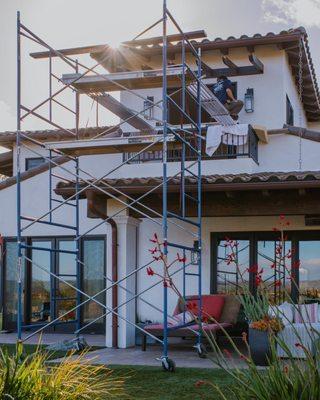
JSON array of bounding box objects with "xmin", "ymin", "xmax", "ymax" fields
[
  {"xmin": 191, "ymin": 240, "xmax": 200, "ymax": 265},
  {"xmin": 244, "ymin": 88, "xmax": 254, "ymax": 113}
]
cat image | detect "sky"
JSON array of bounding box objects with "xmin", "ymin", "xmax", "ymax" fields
[{"xmin": 1, "ymin": 0, "xmax": 320, "ymax": 133}]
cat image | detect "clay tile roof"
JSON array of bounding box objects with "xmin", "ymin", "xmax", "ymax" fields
[
  {"xmin": 0, "ymin": 125, "xmax": 119, "ymax": 149},
  {"xmin": 55, "ymin": 171, "xmax": 320, "ymax": 199},
  {"xmin": 125, "ymin": 27, "xmax": 320, "ymax": 121}
]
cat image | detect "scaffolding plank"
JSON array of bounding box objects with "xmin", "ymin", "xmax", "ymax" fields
[
  {"xmin": 61, "ymin": 65, "xmax": 192, "ymax": 93},
  {"xmin": 46, "ymin": 134, "xmax": 181, "ymax": 156},
  {"xmin": 90, "ymin": 92, "xmax": 154, "ymax": 131}
]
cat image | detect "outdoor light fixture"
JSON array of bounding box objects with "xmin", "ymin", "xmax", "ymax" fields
[
  {"xmin": 244, "ymin": 88, "xmax": 254, "ymax": 113},
  {"xmin": 191, "ymin": 240, "xmax": 200, "ymax": 265}
]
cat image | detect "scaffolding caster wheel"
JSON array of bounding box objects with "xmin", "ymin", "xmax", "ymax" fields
[
  {"xmin": 195, "ymin": 343, "xmax": 207, "ymax": 359},
  {"xmin": 161, "ymin": 357, "xmax": 176, "ymax": 372}
]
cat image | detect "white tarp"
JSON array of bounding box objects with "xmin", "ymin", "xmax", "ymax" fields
[{"xmin": 206, "ymin": 124, "xmax": 249, "ymax": 156}]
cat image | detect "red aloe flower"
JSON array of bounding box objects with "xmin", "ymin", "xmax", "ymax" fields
[
  {"xmin": 292, "ymin": 260, "xmax": 301, "ymax": 270},
  {"xmin": 247, "ymin": 264, "xmax": 258, "ymax": 274},
  {"xmin": 177, "ymin": 253, "xmax": 187, "ymax": 263},
  {"xmin": 223, "ymin": 348, "xmax": 232, "ymax": 359},
  {"xmin": 255, "ymin": 275, "xmax": 262, "ymax": 287},
  {"xmin": 146, "ymin": 267, "xmax": 155, "ymax": 276},
  {"xmin": 274, "ymin": 279, "xmax": 282, "ymax": 287}
]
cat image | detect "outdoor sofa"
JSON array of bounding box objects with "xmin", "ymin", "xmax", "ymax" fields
[{"xmin": 141, "ymin": 294, "xmax": 241, "ymax": 351}]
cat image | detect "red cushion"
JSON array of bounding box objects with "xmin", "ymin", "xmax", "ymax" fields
[{"xmin": 185, "ymin": 295, "xmax": 225, "ymax": 322}]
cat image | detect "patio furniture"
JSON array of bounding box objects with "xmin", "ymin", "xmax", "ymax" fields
[
  {"xmin": 273, "ymin": 302, "xmax": 320, "ymax": 358},
  {"xmin": 141, "ymin": 294, "xmax": 241, "ymax": 352}
]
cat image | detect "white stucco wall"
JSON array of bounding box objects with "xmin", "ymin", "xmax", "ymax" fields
[{"xmin": 120, "ymin": 45, "xmax": 308, "ymax": 132}]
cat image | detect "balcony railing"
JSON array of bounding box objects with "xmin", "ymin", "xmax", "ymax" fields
[{"xmin": 123, "ymin": 125, "xmax": 258, "ymax": 164}]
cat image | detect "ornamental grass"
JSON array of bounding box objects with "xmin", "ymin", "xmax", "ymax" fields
[{"xmin": 0, "ymin": 344, "xmax": 127, "ymax": 400}]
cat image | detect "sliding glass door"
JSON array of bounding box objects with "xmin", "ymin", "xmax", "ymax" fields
[
  {"xmin": 82, "ymin": 237, "xmax": 106, "ymax": 333},
  {"xmin": 211, "ymin": 231, "xmax": 320, "ymax": 302},
  {"xmin": 3, "ymin": 236, "xmax": 106, "ymax": 334},
  {"xmin": 30, "ymin": 240, "xmax": 53, "ymax": 324},
  {"xmin": 3, "ymin": 241, "xmax": 25, "ymax": 330}
]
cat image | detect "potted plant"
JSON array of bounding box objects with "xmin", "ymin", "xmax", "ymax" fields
[
  {"xmin": 248, "ymin": 315, "xmax": 283, "ymax": 365},
  {"xmin": 239, "ymin": 287, "xmax": 283, "ymax": 366}
]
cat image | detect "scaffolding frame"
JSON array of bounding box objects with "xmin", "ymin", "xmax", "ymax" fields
[{"xmin": 16, "ymin": 0, "xmax": 203, "ymax": 369}]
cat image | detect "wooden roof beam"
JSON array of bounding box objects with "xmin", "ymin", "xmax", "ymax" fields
[
  {"xmin": 248, "ymin": 53, "xmax": 264, "ymax": 73},
  {"xmin": 222, "ymin": 56, "xmax": 239, "ymax": 73},
  {"xmin": 122, "ymin": 30, "xmax": 207, "ymax": 47},
  {"xmin": 31, "ymin": 44, "xmax": 110, "ymax": 59}
]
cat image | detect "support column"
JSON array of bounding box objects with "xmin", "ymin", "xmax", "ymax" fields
[{"xmin": 106, "ymin": 215, "xmax": 140, "ymax": 348}]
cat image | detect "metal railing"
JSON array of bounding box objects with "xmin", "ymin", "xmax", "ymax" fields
[{"xmin": 124, "ymin": 125, "xmax": 258, "ymax": 164}]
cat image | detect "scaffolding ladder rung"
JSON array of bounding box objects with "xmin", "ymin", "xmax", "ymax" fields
[
  {"xmin": 185, "ymin": 272, "xmax": 200, "ymax": 276},
  {"xmin": 52, "ymin": 198, "xmax": 77, "ymax": 207},
  {"xmin": 167, "ymin": 211, "xmax": 200, "ymax": 227},
  {"xmin": 21, "ymin": 244, "xmax": 78, "ymax": 255},
  {"xmin": 21, "ymin": 216, "xmax": 77, "ymax": 231},
  {"xmin": 167, "ymin": 241, "xmax": 198, "ymax": 252}
]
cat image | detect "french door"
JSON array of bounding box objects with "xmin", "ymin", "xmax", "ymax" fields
[{"xmin": 3, "ymin": 236, "xmax": 106, "ymax": 333}]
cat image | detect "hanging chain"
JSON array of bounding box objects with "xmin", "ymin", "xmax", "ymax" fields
[{"xmin": 298, "ymin": 38, "xmax": 303, "ymax": 171}]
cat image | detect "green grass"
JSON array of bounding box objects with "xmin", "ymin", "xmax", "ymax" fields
[
  {"xmin": 0, "ymin": 344, "xmax": 235, "ymax": 399},
  {"xmin": 110, "ymin": 365, "xmax": 235, "ymax": 400}
]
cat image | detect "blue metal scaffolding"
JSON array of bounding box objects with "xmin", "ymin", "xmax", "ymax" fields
[{"xmin": 16, "ymin": 0, "xmax": 203, "ymax": 370}]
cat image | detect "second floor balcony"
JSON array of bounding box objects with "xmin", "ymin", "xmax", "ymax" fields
[{"xmin": 123, "ymin": 125, "xmax": 258, "ymax": 165}]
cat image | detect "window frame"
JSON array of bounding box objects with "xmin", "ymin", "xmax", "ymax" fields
[
  {"xmin": 2, "ymin": 235, "xmax": 106, "ymax": 333},
  {"xmin": 210, "ymin": 230, "xmax": 320, "ymax": 302},
  {"xmin": 25, "ymin": 157, "xmax": 46, "ymax": 171},
  {"xmin": 286, "ymin": 94, "xmax": 294, "ymax": 125}
]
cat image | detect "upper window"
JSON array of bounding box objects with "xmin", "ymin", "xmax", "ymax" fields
[
  {"xmin": 286, "ymin": 95, "xmax": 294, "ymax": 125},
  {"xmin": 142, "ymin": 96, "xmax": 154, "ymax": 120},
  {"xmin": 25, "ymin": 157, "xmax": 45, "ymax": 171}
]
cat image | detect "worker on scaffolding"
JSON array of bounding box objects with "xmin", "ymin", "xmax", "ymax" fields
[{"xmin": 211, "ymin": 75, "xmax": 243, "ymax": 118}]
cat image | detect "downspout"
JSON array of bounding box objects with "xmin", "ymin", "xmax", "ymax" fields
[{"xmin": 87, "ymin": 191, "xmax": 118, "ymax": 348}]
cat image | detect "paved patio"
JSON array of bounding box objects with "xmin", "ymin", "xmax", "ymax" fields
[
  {"xmin": 0, "ymin": 331, "xmax": 106, "ymax": 347},
  {"xmin": 0, "ymin": 332, "xmax": 249, "ymax": 368}
]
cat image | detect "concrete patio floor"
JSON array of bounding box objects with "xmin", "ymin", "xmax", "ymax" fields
[
  {"xmin": 0, "ymin": 331, "xmax": 106, "ymax": 347},
  {"xmin": 0, "ymin": 332, "xmax": 249, "ymax": 369},
  {"xmin": 75, "ymin": 345, "xmax": 247, "ymax": 369}
]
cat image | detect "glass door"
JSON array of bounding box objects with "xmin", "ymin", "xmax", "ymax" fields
[
  {"xmin": 54, "ymin": 239, "xmax": 77, "ymax": 330},
  {"xmin": 298, "ymin": 241, "xmax": 320, "ymax": 301},
  {"xmin": 82, "ymin": 238, "xmax": 106, "ymax": 333},
  {"xmin": 216, "ymin": 238, "xmax": 250, "ymax": 294},
  {"xmin": 30, "ymin": 240, "xmax": 53, "ymax": 325},
  {"xmin": 257, "ymin": 239, "xmax": 291, "ymax": 303},
  {"xmin": 3, "ymin": 241, "xmax": 25, "ymax": 330}
]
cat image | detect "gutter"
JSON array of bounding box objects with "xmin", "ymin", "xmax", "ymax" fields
[{"xmin": 86, "ymin": 190, "xmax": 118, "ymax": 348}]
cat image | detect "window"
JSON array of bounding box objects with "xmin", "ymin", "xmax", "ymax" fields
[
  {"xmin": 215, "ymin": 237, "xmax": 250, "ymax": 294},
  {"xmin": 82, "ymin": 238, "xmax": 106, "ymax": 332},
  {"xmin": 142, "ymin": 96, "xmax": 154, "ymax": 120},
  {"xmin": 25, "ymin": 157, "xmax": 45, "ymax": 171},
  {"xmin": 286, "ymin": 95, "xmax": 294, "ymax": 125},
  {"xmin": 2, "ymin": 236, "xmax": 106, "ymax": 333},
  {"xmin": 211, "ymin": 231, "xmax": 320, "ymax": 303}
]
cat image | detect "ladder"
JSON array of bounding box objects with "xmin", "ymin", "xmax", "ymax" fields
[{"xmin": 187, "ymin": 82, "xmax": 235, "ymax": 126}]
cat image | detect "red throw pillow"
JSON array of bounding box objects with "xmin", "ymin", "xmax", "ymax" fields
[{"xmin": 185, "ymin": 295, "xmax": 225, "ymax": 322}]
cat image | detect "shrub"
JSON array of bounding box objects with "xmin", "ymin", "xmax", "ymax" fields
[{"xmin": 0, "ymin": 344, "xmax": 127, "ymax": 399}]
